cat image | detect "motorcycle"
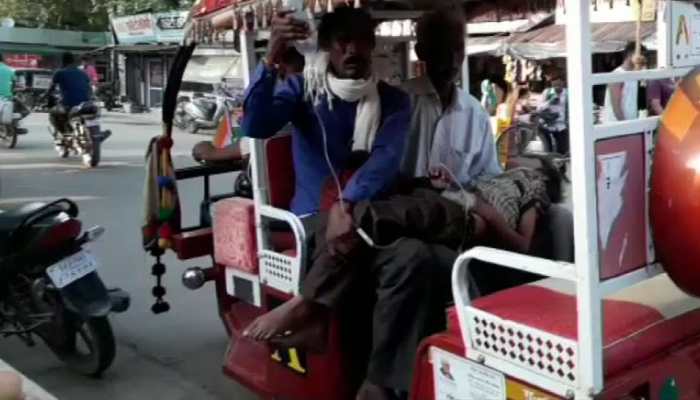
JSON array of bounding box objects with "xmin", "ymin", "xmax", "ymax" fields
[
  {"xmin": 174, "ymin": 85, "xmax": 242, "ymax": 134},
  {"xmin": 0, "ymin": 97, "xmax": 30, "ymax": 149},
  {"xmin": 47, "ymin": 93, "xmax": 111, "ymax": 168},
  {"xmin": 0, "ymin": 199, "xmax": 130, "ymax": 377}
]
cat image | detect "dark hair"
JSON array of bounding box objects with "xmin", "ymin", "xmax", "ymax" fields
[
  {"xmin": 62, "ymin": 52, "xmax": 75, "ymax": 67},
  {"xmin": 623, "ymin": 42, "xmax": 644, "ymax": 59},
  {"xmin": 317, "ymin": 6, "xmax": 375, "ymax": 50},
  {"xmin": 524, "ymin": 153, "xmax": 566, "ymax": 204},
  {"xmin": 490, "ymin": 77, "xmax": 508, "ymax": 94},
  {"xmin": 415, "ymin": 1, "xmax": 465, "ymax": 46}
]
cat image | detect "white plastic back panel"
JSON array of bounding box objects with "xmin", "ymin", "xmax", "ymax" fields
[{"xmin": 466, "ymin": 307, "xmax": 578, "ymax": 386}]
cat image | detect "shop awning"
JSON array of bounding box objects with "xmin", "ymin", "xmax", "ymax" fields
[
  {"xmin": 113, "ymin": 44, "xmax": 180, "ymax": 54},
  {"xmin": 182, "ymin": 53, "xmax": 242, "ymax": 84},
  {"xmin": 505, "ymin": 21, "xmax": 656, "ymax": 60},
  {"xmin": 0, "ymin": 43, "xmax": 72, "ymax": 55},
  {"xmin": 467, "ymin": 35, "xmax": 506, "ymax": 56},
  {"xmin": 186, "ymin": 0, "xmax": 558, "ymax": 41}
]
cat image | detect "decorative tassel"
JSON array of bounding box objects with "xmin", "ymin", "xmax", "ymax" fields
[
  {"xmin": 314, "ymin": 0, "xmax": 322, "ymax": 14},
  {"xmin": 327, "ymin": 0, "xmax": 334, "ymax": 13},
  {"xmin": 354, "ymin": 0, "xmax": 361, "ymax": 8},
  {"xmin": 150, "ymin": 257, "xmax": 170, "ymax": 314}
]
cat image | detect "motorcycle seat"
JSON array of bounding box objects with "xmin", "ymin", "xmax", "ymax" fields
[
  {"xmin": 69, "ymin": 102, "xmax": 99, "ymax": 117},
  {"xmin": 0, "ymin": 203, "xmax": 47, "ymax": 254}
]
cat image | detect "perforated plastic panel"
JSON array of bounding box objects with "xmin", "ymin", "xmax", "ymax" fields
[
  {"xmin": 260, "ymin": 250, "xmax": 298, "ymax": 294},
  {"xmin": 466, "ymin": 307, "xmax": 578, "ymax": 385}
]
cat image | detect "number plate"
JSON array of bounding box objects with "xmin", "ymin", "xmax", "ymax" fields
[
  {"xmin": 271, "ymin": 347, "xmax": 308, "ymax": 375},
  {"xmin": 46, "ymin": 250, "xmax": 98, "ymax": 289}
]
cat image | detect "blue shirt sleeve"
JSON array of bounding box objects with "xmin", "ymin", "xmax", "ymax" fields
[
  {"xmin": 342, "ymin": 92, "xmax": 410, "ymax": 203},
  {"xmin": 240, "ymin": 64, "xmax": 304, "ymax": 139}
]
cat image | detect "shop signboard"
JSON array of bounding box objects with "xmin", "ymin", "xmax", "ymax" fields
[
  {"xmin": 112, "ymin": 13, "xmax": 157, "ymax": 44},
  {"xmin": 154, "ymin": 11, "xmax": 188, "ymax": 43},
  {"xmin": 4, "ymin": 54, "xmax": 41, "ymax": 68},
  {"xmin": 671, "ymin": 0, "xmax": 700, "ymax": 67},
  {"xmin": 112, "ymin": 11, "xmax": 187, "ymax": 44}
]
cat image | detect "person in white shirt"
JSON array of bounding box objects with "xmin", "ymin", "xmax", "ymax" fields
[
  {"xmin": 537, "ymin": 67, "xmax": 569, "ymax": 154},
  {"xmin": 602, "ymin": 42, "xmax": 641, "ymax": 122},
  {"xmin": 401, "ymin": 39, "xmax": 501, "ymax": 189}
]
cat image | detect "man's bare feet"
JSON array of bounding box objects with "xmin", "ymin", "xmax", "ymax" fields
[
  {"xmin": 269, "ymin": 313, "xmax": 329, "ymax": 353},
  {"xmin": 243, "ymin": 296, "xmax": 324, "ymax": 343}
]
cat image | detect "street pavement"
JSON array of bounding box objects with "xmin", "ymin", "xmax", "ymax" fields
[{"xmin": 0, "ymin": 111, "xmax": 256, "ymax": 400}]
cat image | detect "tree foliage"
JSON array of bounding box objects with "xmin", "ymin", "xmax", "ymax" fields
[{"xmin": 0, "ymin": 0, "xmax": 194, "ymax": 32}]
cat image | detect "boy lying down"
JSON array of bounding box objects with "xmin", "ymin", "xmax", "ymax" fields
[{"xmin": 244, "ymin": 155, "xmax": 565, "ymax": 348}]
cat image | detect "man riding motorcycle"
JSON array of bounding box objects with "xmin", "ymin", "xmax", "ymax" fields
[{"xmin": 47, "ymin": 52, "xmax": 108, "ymax": 143}]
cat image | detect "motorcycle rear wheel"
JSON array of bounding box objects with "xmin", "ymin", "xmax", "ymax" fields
[
  {"xmin": 82, "ymin": 143, "xmax": 100, "ymax": 168},
  {"xmin": 54, "ymin": 316, "xmax": 116, "ymax": 377},
  {"xmin": 0, "ymin": 126, "xmax": 17, "ymax": 149}
]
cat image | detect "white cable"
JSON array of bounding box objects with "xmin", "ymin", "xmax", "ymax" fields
[
  {"xmin": 313, "ymin": 105, "xmax": 344, "ymax": 210},
  {"xmin": 314, "ymin": 103, "xmax": 403, "ymax": 249},
  {"xmin": 438, "ymin": 161, "xmax": 469, "ymax": 198}
]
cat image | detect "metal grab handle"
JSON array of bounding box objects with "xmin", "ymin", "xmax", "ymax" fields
[
  {"xmin": 259, "ymin": 205, "xmax": 307, "ymax": 263},
  {"xmin": 450, "ymin": 247, "xmax": 577, "ymax": 375}
]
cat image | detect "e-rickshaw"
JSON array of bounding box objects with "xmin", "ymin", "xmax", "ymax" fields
[{"xmin": 141, "ymin": 0, "xmax": 700, "ymax": 399}]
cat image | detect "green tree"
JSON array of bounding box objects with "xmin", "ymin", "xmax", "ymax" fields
[{"xmin": 0, "ymin": 0, "xmax": 194, "ymax": 32}]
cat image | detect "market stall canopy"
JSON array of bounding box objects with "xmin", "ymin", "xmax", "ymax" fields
[
  {"xmin": 88, "ymin": 44, "xmax": 180, "ymax": 55},
  {"xmin": 186, "ymin": 0, "xmax": 557, "ymax": 41},
  {"xmin": 504, "ymin": 21, "xmax": 656, "ymax": 60},
  {"xmin": 182, "ymin": 51, "xmax": 243, "ymax": 84}
]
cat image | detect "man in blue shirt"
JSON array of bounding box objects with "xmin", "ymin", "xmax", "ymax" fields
[
  {"xmin": 241, "ymin": 7, "xmax": 440, "ymax": 399},
  {"xmin": 48, "ymin": 52, "xmax": 92, "ymax": 134}
]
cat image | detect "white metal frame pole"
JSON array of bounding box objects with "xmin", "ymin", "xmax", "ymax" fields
[
  {"xmin": 240, "ymin": 28, "xmax": 271, "ymax": 254},
  {"xmin": 657, "ymin": 0, "xmax": 671, "ymax": 69},
  {"xmin": 564, "ymin": 0, "xmax": 604, "ymax": 396},
  {"xmin": 462, "ymin": 22, "xmax": 470, "ymax": 92}
]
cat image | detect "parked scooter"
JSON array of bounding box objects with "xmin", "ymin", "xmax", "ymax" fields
[
  {"xmin": 174, "ymin": 85, "xmax": 242, "ymax": 134},
  {"xmin": 46, "ymin": 93, "xmax": 111, "ymax": 168},
  {"xmin": 0, "ymin": 97, "xmax": 30, "ymax": 149},
  {"xmin": 96, "ymin": 83, "xmax": 125, "ymax": 112},
  {"xmin": 0, "ymin": 199, "xmax": 130, "ymax": 377}
]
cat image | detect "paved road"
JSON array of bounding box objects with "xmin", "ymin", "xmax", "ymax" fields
[{"xmin": 0, "ymin": 111, "xmax": 256, "ymax": 400}]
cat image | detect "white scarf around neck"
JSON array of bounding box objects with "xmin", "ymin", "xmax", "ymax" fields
[{"xmin": 303, "ymin": 51, "xmax": 380, "ymax": 151}]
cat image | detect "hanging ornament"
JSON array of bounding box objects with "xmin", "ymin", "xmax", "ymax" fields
[
  {"xmin": 354, "ymin": 0, "xmax": 361, "ymax": 8},
  {"xmin": 327, "ymin": 0, "xmax": 334, "ymax": 13},
  {"xmin": 315, "ymin": 0, "xmax": 323, "ymax": 14}
]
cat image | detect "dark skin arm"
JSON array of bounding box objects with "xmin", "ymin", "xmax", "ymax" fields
[
  {"xmin": 192, "ymin": 141, "xmax": 243, "ymax": 163},
  {"xmin": 474, "ymin": 198, "xmax": 538, "ymax": 254},
  {"xmin": 609, "ymin": 82, "xmax": 625, "ymax": 121}
]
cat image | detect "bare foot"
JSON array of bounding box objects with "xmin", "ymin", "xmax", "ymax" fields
[
  {"xmin": 243, "ymin": 296, "xmax": 320, "ymax": 341},
  {"xmin": 269, "ymin": 313, "xmax": 329, "ymax": 353}
]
